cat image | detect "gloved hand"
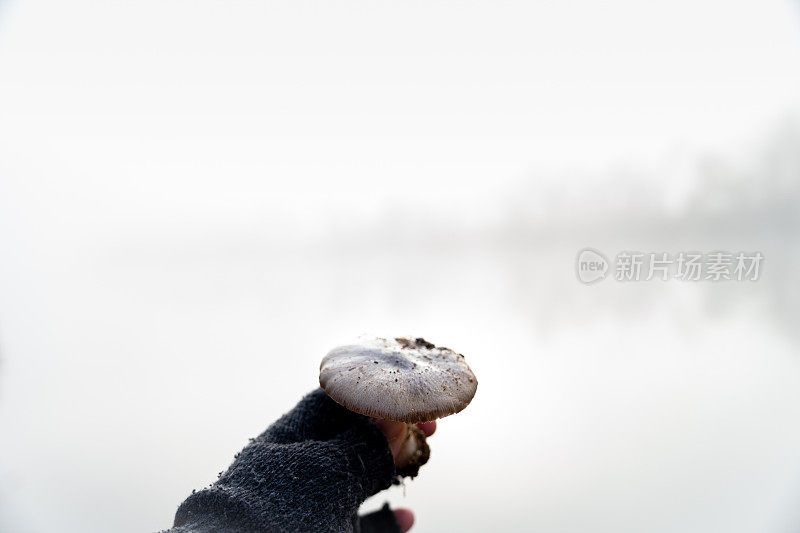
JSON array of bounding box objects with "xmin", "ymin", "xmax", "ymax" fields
[{"xmin": 165, "ymin": 388, "xmax": 435, "ymax": 532}]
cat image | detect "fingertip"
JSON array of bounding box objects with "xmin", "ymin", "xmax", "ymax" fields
[
  {"xmin": 374, "ymin": 419, "xmax": 407, "ymax": 458},
  {"xmin": 375, "ymin": 419, "xmax": 406, "ymax": 441},
  {"xmin": 393, "ymin": 508, "xmax": 415, "ymax": 532},
  {"xmin": 417, "ymin": 420, "xmax": 436, "ymax": 437}
]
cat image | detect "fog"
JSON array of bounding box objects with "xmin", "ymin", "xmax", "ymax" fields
[{"xmin": 1, "ymin": 1, "xmax": 800, "ymax": 532}]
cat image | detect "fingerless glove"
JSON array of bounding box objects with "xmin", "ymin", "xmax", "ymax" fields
[{"xmin": 165, "ymin": 389, "xmax": 401, "ymax": 533}]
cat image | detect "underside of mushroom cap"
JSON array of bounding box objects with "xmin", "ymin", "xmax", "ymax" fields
[{"xmin": 319, "ymin": 336, "xmax": 478, "ymax": 423}]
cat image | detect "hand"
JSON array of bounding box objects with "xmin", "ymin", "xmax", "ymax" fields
[
  {"xmin": 373, "ymin": 420, "xmax": 437, "ymax": 532},
  {"xmin": 172, "ymin": 389, "xmax": 429, "ymax": 533}
]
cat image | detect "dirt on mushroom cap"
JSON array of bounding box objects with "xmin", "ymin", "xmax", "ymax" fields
[{"xmin": 319, "ymin": 336, "xmax": 478, "ymax": 423}]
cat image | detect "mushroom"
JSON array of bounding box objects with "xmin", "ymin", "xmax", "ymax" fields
[{"xmin": 319, "ymin": 336, "xmax": 478, "ymax": 477}]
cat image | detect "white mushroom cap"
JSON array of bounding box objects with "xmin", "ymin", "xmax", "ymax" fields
[{"xmin": 319, "ymin": 337, "xmax": 478, "ymax": 423}]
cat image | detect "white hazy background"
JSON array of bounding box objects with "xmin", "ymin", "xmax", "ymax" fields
[{"xmin": 2, "ymin": 1, "xmax": 800, "ymax": 532}]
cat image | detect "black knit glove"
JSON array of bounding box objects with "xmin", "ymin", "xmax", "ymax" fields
[{"xmin": 166, "ymin": 389, "xmax": 401, "ymax": 533}]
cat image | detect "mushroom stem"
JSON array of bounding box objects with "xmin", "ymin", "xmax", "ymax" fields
[{"xmin": 395, "ymin": 423, "xmax": 430, "ymax": 478}]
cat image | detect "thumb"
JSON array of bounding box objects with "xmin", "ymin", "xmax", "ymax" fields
[
  {"xmin": 373, "ymin": 419, "xmax": 407, "ymax": 459},
  {"xmin": 359, "ymin": 503, "xmax": 414, "ymax": 533}
]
